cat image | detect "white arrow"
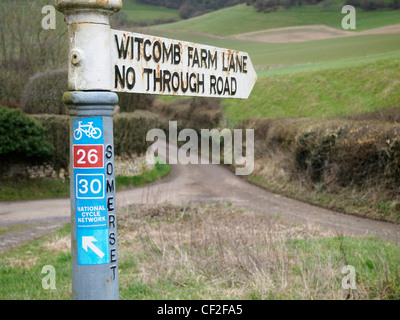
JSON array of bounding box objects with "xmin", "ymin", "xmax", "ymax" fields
[{"xmin": 82, "ymin": 236, "xmax": 105, "ymax": 258}]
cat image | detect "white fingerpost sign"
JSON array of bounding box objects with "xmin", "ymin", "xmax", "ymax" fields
[{"xmin": 111, "ymin": 30, "xmax": 257, "ymax": 99}]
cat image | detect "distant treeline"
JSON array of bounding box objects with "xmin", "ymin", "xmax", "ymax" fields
[
  {"xmin": 246, "ymin": 0, "xmax": 400, "ymax": 12},
  {"xmin": 136, "ymin": 0, "xmax": 399, "ymax": 18},
  {"xmin": 136, "ymin": 0, "xmax": 246, "ymax": 19},
  {"xmin": 345, "ymin": 0, "xmax": 400, "ymax": 10}
]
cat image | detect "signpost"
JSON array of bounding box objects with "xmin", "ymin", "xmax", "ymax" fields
[
  {"xmin": 111, "ymin": 30, "xmax": 257, "ymax": 99},
  {"xmin": 55, "ymin": 0, "xmax": 257, "ymax": 300}
]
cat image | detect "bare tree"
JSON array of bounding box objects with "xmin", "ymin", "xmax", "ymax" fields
[{"xmin": 0, "ymin": 0, "xmax": 67, "ymax": 103}]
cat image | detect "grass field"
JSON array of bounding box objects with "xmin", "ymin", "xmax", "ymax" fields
[
  {"xmin": 151, "ymin": 3, "xmax": 400, "ymax": 35},
  {"xmin": 122, "ymin": 0, "xmax": 181, "ymax": 22},
  {"xmin": 222, "ymin": 53, "xmax": 400, "ymax": 125},
  {"xmin": 121, "ymin": 0, "xmax": 181, "ymax": 23},
  {"xmin": 1, "ymin": 203, "xmax": 398, "ymax": 300}
]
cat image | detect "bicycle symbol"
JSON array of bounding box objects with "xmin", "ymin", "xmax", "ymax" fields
[{"xmin": 73, "ymin": 121, "xmax": 102, "ymax": 140}]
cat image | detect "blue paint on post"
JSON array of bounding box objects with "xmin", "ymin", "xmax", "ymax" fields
[
  {"xmin": 72, "ymin": 117, "xmax": 109, "ymax": 265},
  {"xmin": 77, "ymin": 229, "xmax": 109, "ymax": 265}
]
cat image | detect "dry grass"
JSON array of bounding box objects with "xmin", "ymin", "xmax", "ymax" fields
[
  {"xmin": 5, "ymin": 251, "xmax": 39, "ymax": 269},
  {"xmin": 117, "ymin": 203, "xmax": 399, "ymax": 299},
  {"xmin": 42, "ymin": 235, "xmax": 71, "ymax": 254}
]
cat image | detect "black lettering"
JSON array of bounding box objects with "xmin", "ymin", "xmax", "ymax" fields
[
  {"xmin": 115, "ymin": 34, "xmax": 130, "ymax": 59},
  {"xmin": 200, "ymin": 49, "xmax": 207, "ymax": 68},
  {"xmin": 229, "ymin": 54, "xmax": 236, "ymax": 72},
  {"xmin": 192, "ymin": 48, "xmax": 199, "ymax": 67},
  {"xmin": 163, "ymin": 70, "xmax": 171, "ymax": 92},
  {"xmin": 209, "ymin": 50, "xmax": 217, "ymax": 70},
  {"xmin": 153, "ymin": 40, "xmax": 162, "ymax": 63},
  {"xmin": 130, "ymin": 36, "xmax": 134, "ymax": 60},
  {"xmin": 107, "ymin": 162, "xmax": 113, "ymax": 175},
  {"xmin": 171, "ymin": 72, "xmax": 180, "ymax": 92},
  {"xmin": 106, "ymin": 179, "xmax": 115, "ymax": 193},
  {"xmin": 110, "ymin": 249, "xmax": 117, "ymax": 263},
  {"xmin": 224, "ymin": 77, "xmax": 230, "ymax": 95},
  {"xmin": 181, "ymin": 72, "xmax": 188, "ymax": 93},
  {"xmin": 154, "ymin": 69, "xmax": 162, "ymax": 92},
  {"xmin": 189, "ymin": 73, "xmax": 197, "ymax": 92},
  {"xmin": 188, "ymin": 46, "xmax": 193, "ymax": 67},
  {"xmin": 134, "ymin": 37, "xmax": 143, "ymax": 61},
  {"xmin": 236, "ymin": 55, "xmax": 243, "ymax": 73},
  {"xmin": 126, "ymin": 67, "xmax": 135, "ymax": 90},
  {"xmin": 109, "ymin": 213, "xmax": 116, "ymax": 228},
  {"xmin": 198, "ymin": 73, "xmax": 204, "ymax": 94},
  {"xmin": 217, "ymin": 77, "xmax": 223, "ymax": 95},
  {"xmin": 210, "ymin": 75, "xmax": 216, "ymax": 95},
  {"xmin": 114, "ymin": 65, "xmax": 125, "ymax": 89},
  {"xmin": 173, "ymin": 44, "xmax": 181, "ymax": 64},
  {"xmin": 109, "ymin": 232, "xmax": 116, "ymax": 245},
  {"xmin": 243, "ymin": 55, "xmax": 248, "ymax": 73},
  {"xmin": 144, "ymin": 39, "xmax": 152, "ymax": 61},
  {"xmin": 162, "ymin": 42, "xmax": 173, "ymax": 64},
  {"xmin": 106, "ymin": 145, "xmax": 113, "ymax": 159},
  {"xmin": 110, "ymin": 265, "xmax": 117, "ymax": 280},
  {"xmin": 231, "ymin": 77, "xmax": 237, "ymax": 95},
  {"xmin": 107, "ymin": 197, "xmax": 114, "ymax": 211},
  {"xmin": 144, "ymin": 68, "xmax": 152, "ymax": 91},
  {"xmin": 222, "ymin": 52, "xmax": 228, "ymax": 71}
]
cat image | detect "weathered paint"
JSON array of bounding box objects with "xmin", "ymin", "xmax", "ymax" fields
[
  {"xmin": 56, "ymin": 0, "xmax": 122, "ymax": 12},
  {"xmin": 55, "ymin": 0, "xmax": 121, "ymax": 90},
  {"xmin": 111, "ymin": 30, "xmax": 257, "ymax": 99}
]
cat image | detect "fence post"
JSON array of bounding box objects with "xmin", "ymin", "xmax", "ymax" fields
[{"xmin": 55, "ymin": 0, "xmax": 122, "ymax": 300}]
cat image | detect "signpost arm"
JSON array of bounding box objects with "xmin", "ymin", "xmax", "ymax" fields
[{"xmin": 55, "ymin": 0, "xmax": 122, "ymax": 300}]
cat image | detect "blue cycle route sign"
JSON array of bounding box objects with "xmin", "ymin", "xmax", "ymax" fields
[{"xmin": 72, "ymin": 117, "xmax": 109, "ymax": 265}]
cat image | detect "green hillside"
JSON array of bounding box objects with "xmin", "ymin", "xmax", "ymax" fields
[
  {"xmin": 121, "ymin": 0, "xmax": 181, "ymax": 23},
  {"xmin": 140, "ymin": 30, "xmax": 400, "ymax": 70},
  {"xmin": 151, "ymin": 3, "xmax": 400, "ymax": 35},
  {"xmin": 136, "ymin": 1, "xmax": 400, "ymax": 126},
  {"xmin": 223, "ymin": 53, "xmax": 400, "ymax": 124}
]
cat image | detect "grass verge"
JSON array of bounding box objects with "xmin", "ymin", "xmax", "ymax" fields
[
  {"xmin": 116, "ymin": 160, "xmax": 171, "ymax": 191},
  {"xmin": 0, "ymin": 203, "xmax": 398, "ymax": 299},
  {"xmin": 0, "ymin": 161, "xmax": 170, "ymax": 201}
]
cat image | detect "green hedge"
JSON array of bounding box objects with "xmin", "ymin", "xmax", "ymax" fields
[
  {"xmin": 236, "ymin": 112, "xmax": 400, "ymax": 190},
  {"xmin": 113, "ymin": 110, "xmax": 167, "ymax": 156},
  {"xmin": 0, "ymin": 106, "xmax": 54, "ymax": 165},
  {"xmin": 31, "ymin": 110, "xmax": 166, "ymax": 169},
  {"xmin": 21, "ymin": 69, "xmax": 68, "ymax": 115},
  {"xmin": 20, "ymin": 68, "xmax": 155, "ymax": 115},
  {"xmin": 32, "ymin": 114, "xmax": 70, "ymax": 169}
]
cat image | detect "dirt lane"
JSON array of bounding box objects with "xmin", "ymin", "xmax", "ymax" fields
[{"xmin": 0, "ymin": 143, "xmax": 399, "ymax": 253}]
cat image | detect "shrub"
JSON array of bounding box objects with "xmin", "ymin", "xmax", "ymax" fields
[
  {"xmin": 32, "ymin": 114, "xmax": 70, "ymax": 170},
  {"xmin": 117, "ymin": 93, "xmax": 155, "ymax": 112},
  {"xmin": 158, "ymin": 97, "xmax": 223, "ymax": 132},
  {"xmin": 114, "ymin": 110, "xmax": 167, "ymax": 156},
  {"xmin": 236, "ymin": 115, "xmax": 400, "ymax": 190},
  {"xmin": 32, "ymin": 110, "xmax": 166, "ymax": 168},
  {"xmin": 0, "ymin": 106, "xmax": 54, "ymax": 165},
  {"xmin": 21, "ymin": 68, "xmax": 68, "ymax": 115}
]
